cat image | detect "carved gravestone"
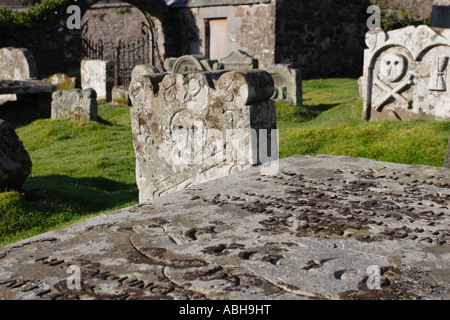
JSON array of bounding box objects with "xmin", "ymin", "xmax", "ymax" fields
[
  {"xmin": 81, "ymin": 59, "xmax": 114, "ymax": 101},
  {"xmin": 266, "ymin": 64, "xmax": 302, "ymax": 106},
  {"xmin": 0, "ymin": 119, "xmax": 32, "ymax": 191},
  {"xmin": 0, "ymin": 47, "xmax": 38, "ymax": 103},
  {"xmin": 129, "ymin": 70, "xmax": 277, "ymax": 203},
  {"xmin": 359, "ymin": 26, "xmax": 450, "ymax": 121},
  {"xmin": 164, "ymin": 55, "xmax": 223, "ymax": 73},
  {"xmin": 51, "ymin": 88, "xmax": 97, "ymax": 121},
  {"xmin": 219, "ymin": 50, "xmax": 258, "ymax": 71}
]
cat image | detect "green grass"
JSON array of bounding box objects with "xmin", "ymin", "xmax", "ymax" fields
[
  {"xmin": 0, "ymin": 100, "xmax": 138, "ymax": 246},
  {"xmin": 0, "ymin": 78, "xmax": 449, "ymax": 246},
  {"xmin": 277, "ymin": 78, "xmax": 450, "ymax": 166}
]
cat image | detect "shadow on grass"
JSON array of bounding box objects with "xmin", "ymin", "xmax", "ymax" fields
[
  {"xmin": 24, "ymin": 175, "xmax": 139, "ymax": 214},
  {"xmin": 0, "ymin": 101, "xmax": 46, "ymax": 128},
  {"xmin": 296, "ymin": 103, "xmax": 340, "ymax": 121}
]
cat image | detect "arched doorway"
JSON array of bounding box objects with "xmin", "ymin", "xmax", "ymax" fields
[{"xmin": 77, "ymin": 0, "xmax": 170, "ymax": 87}]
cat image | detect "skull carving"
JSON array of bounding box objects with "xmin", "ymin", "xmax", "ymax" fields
[{"xmin": 380, "ymin": 53, "xmax": 407, "ymax": 82}]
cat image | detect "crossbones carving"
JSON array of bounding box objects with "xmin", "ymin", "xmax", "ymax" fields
[{"xmin": 373, "ymin": 73, "xmax": 414, "ymax": 111}]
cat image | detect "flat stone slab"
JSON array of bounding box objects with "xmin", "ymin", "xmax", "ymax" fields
[
  {"xmin": 0, "ymin": 80, "xmax": 56, "ymax": 95},
  {"xmin": 0, "ymin": 155, "xmax": 449, "ymax": 300}
]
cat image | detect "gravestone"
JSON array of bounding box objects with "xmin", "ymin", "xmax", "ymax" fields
[
  {"xmin": 164, "ymin": 55, "xmax": 223, "ymax": 73},
  {"xmin": 219, "ymin": 50, "xmax": 258, "ymax": 71},
  {"xmin": 359, "ymin": 26, "xmax": 450, "ymax": 121},
  {"xmin": 445, "ymin": 137, "xmax": 450, "ymax": 168},
  {"xmin": 0, "ymin": 47, "xmax": 38, "ymax": 103},
  {"xmin": 81, "ymin": 60, "xmax": 114, "ymax": 101},
  {"xmin": 266, "ymin": 64, "xmax": 302, "ymax": 106},
  {"xmin": 129, "ymin": 70, "xmax": 277, "ymax": 203},
  {"xmin": 51, "ymin": 88, "xmax": 97, "ymax": 121},
  {"xmin": 0, "ymin": 119, "xmax": 32, "ymax": 191}
]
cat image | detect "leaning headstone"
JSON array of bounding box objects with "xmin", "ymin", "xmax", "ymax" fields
[
  {"xmin": 42, "ymin": 73, "xmax": 76, "ymax": 90},
  {"xmin": 129, "ymin": 70, "xmax": 277, "ymax": 203},
  {"xmin": 81, "ymin": 59, "xmax": 114, "ymax": 101},
  {"xmin": 266, "ymin": 64, "xmax": 302, "ymax": 106},
  {"xmin": 219, "ymin": 50, "xmax": 258, "ymax": 71},
  {"xmin": 0, "ymin": 47, "xmax": 37, "ymax": 103},
  {"xmin": 360, "ymin": 26, "xmax": 450, "ymax": 121},
  {"xmin": 51, "ymin": 88, "xmax": 97, "ymax": 121},
  {"xmin": 0, "ymin": 119, "xmax": 32, "ymax": 191},
  {"xmin": 444, "ymin": 137, "xmax": 450, "ymax": 168},
  {"xmin": 111, "ymin": 86, "xmax": 131, "ymax": 106}
]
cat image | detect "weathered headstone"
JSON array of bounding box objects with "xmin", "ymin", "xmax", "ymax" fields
[
  {"xmin": 81, "ymin": 60, "xmax": 114, "ymax": 101},
  {"xmin": 0, "ymin": 119, "xmax": 32, "ymax": 191},
  {"xmin": 266, "ymin": 64, "xmax": 302, "ymax": 106},
  {"xmin": 164, "ymin": 55, "xmax": 223, "ymax": 73},
  {"xmin": 0, "ymin": 47, "xmax": 38, "ymax": 103},
  {"xmin": 219, "ymin": 50, "xmax": 258, "ymax": 71},
  {"xmin": 360, "ymin": 26, "xmax": 450, "ymax": 121},
  {"xmin": 42, "ymin": 73, "xmax": 76, "ymax": 91},
  {"xmin": 51, "ymin": 88, "xmax": 97, "ymax": 121},
  {"xmin": 129, "ymin": 70, "xmax": 277, "ymax": 203},
  {"xmin": 444, "ymin": 137, "xmax": 450, "ymax": 168}
]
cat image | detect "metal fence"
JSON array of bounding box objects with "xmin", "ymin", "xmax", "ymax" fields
[{"xmin": 82, "ymin": 22, "xmax": 154, "ymax": 88}]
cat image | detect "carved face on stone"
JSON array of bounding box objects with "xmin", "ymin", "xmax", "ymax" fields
[{"xmin": 380, "ymin": 53, "xmax": 407, "ymax": 82}]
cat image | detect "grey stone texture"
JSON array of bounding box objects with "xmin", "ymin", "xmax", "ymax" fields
[
  {"xmin": 0, "ymin": 119, "xmax": 32, "ymax": 191},
  {"xmin": 131, "ymin": 64, "xmax": 161, "ymax": 81},
  {"xmin": 51, "ymin": 88, "xmax": 98, "ymax": 121},
  {"xmin": 360, "ymin": 25, "xmax": 450, "ymax": 121},
  {"xmin": 0, "ymin": 155, "xmax": 449, "ymax": 300},
  {"xmin": 111, "ymin": 86, "xmax": 131, "ymax": 106},
  {"xmin": 265, "ymin": 63, "xmax": 302, "ymax": 106},
  {"xmin": 81, "ymin": 59, "xmax": 115, "ymax": 101},
  {"xmin": 129, "ymin": 70, "xmax": 276, "ymax": 203}
]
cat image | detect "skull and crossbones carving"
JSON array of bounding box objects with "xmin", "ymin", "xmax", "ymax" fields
[{"xmin": 373, "ymin": 53, "xmax": 414, "ymax": 111}]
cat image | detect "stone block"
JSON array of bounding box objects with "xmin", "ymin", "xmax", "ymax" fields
[
  {"xmin": 360, "ymin": 26, "xmax": 450, "ymax": 121},
  {"xmin": 129, "ymin": 70, "xmax": 277, "ymax": 202},
  {"xmin": 0, "ymin": 119, "xmax": 32, "ymax": 191},
  {"xmin": 111, "ymin": 86, "xmax": 131, "ymax": 106},
  {"xmin": 265, "ymin": 64, "xmax": 302, "ymax": 106},
  {"xmin": 51, "ymin": 88, "xmax": 97, "ymax": 121},
  {"xmin": 81, "ymin": 59, "xmax": 114, "ymax": 101}
]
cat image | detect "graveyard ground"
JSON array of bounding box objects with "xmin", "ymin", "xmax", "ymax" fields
[{"xmin": 0, "ymin": 78, "xmax": 449, "ymax": 246}]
